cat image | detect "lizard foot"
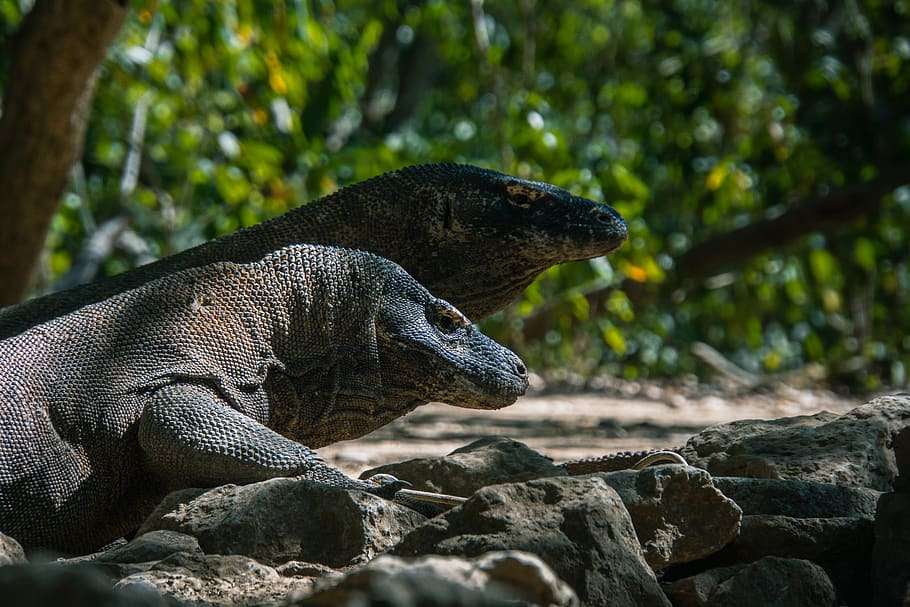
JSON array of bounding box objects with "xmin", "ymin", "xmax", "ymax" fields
[{"xmin": 364, "ymin": 473, "xmax": 413, "ymax": 498}]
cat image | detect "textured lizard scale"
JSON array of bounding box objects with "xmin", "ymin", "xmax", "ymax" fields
[
  {"xmin": 0, "ymin": 163, "xmax": 627, "ymax": 338},
  {"xmin": 0, "ymin": 244, "xmax": 527, "ymax": 554},
  {"xmin": 559, "ymin": 449, "xmax": 680, "ymax": 475}
]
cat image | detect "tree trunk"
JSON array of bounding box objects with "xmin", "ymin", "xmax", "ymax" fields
[{"xmin": 0, "ymin": 0, "xmax": 127, "ymax": 305}]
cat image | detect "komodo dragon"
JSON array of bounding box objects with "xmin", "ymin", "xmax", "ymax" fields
[
  {"xmin": 0, "ymin": 244, "xmax": 528, "ymax": 554},
  {"xmin": 0, "ymin": 163, "xmax": 627, "ymax": 338}
]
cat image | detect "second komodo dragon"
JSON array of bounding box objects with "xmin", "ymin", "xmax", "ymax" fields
[
  {"xmin": 0, "ymin": 163, "xmax": 627, "ymax": 338},
  {"xmin": 0, "ymin": 244, "xmax": 528, "ymax": 554}
]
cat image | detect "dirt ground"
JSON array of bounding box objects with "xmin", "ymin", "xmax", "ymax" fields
[{"xmin": 320, "ymin": 383, "xmax": 860, "ymax": 477}]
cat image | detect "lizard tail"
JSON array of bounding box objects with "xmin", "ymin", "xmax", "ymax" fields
[{"xmin": 558, "ymin": 448, "xmax": 687, "ymax": 475}]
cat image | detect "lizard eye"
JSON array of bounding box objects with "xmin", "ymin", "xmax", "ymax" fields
[
  {"xmin": 429, "ymin": 302, "xmax": 471, "ymax": 335},
  {"xmin": 505, "ymin": 183, "xmax": 550, "ymax": 208}
]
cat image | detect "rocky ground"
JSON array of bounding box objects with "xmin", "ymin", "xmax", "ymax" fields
[
  {"xmin": 1, "ymin": 386, "xmax": 908, "ymax": 607},
  {"xmin": 320, "ymin": 381, "xmax": 859, "ymax": 475}
]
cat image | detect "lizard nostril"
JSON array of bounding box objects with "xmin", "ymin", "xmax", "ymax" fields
[{"xmin": 514, "ymin": 360, "xmax": 527, "ymax": 377}]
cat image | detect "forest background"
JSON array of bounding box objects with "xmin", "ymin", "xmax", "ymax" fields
[{"xmin": 0, "ymin": 0, "xmax": 908, "ymax": 393}]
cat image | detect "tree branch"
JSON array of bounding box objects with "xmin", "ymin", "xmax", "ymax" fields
[
  {"xmin": 0, "ymin": 0, "xmax": 127, "ymax": 305},
  {"xmin": 675, "ymin": 174, "xmax": 906, "ymax": 282},
  {"xmin": 520, "ymin": 170, "xmax": 908, "ymax": 342}
]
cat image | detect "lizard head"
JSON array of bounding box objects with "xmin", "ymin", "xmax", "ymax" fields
[
  {"xmin": 376, "ymin": 264, "xmax": 529, "ymax": 410},
  {"xmin": 330, "ymin": 163, "xmax": 628, "ymax": 319}
]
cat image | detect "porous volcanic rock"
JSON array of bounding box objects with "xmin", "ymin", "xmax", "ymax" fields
[
  {"xmin": 679, "ymin": 393, "xmax": 910, "ymax": 491},
  {"xmin": 138, "ymin": 477, "xmax": 425, "ymax": 567},
  {"xmin": 361, "ymin": 436, "xmax": 566, "ymax": 496},
  {"xmin": 0, "ymin": 532, "xmax": 25, "ymax": 566},
  {"xmin": 115, "ymin": 552, "xmax": 312, "ymax": 606},
  {"xmin": 95, "ymin": 530, "xmax": 202, "ymax": 565},
  {"xmin": 597, "ymin": 465, "xmax": 741, "ymax": 569},
  {"xmin": 872, "ymin": 491, "xmax": 910, "ymax": 607},
  {"xmin": 665, "ymin": 557, "xmax": 836, "ymax": 607},
  {"xmin": 667, "ymin": 514, "xmax": 873, "ymax": 606},
  {"xmin": 0, "ymin": 562, "xmax": 165, "ymax": 607},
  {"xmin": 391, "ymin": 475, "xmax": 670, "ymax": 607},
  {"xmin": 295, "ymin": 551, "xmax": 578, "ymax": 607},
  {"xmin": 711, "ymin": 477, "xmax": 880, "ymax": 518}
]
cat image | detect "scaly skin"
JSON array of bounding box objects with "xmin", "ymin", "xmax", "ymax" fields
[
  {"xmin": 558, "ymin": 448, "xmax": 687, "ymax": 475},
  {"xmin": 0, "ymin": 244, "xmax": 528, "ymax": 554},
  {"xmin": 0, "ymin": 163, "xmax": 627, "ymax": 338}
]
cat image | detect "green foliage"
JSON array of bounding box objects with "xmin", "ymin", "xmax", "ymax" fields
[{"xmin": 2, "ymin": 0, "xmax": 909, "ymax": 390}]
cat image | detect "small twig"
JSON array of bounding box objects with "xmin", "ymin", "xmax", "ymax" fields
[
  {"xmin": 398, "ymin": 488, "xmax": 467, "ymax": 507},
  {"xmin": 51, "ymin": 216, "xmax": 130, "ymax": 292},
  {"xmin": 470, "ymin": 0, "xmax": 490, "ymax": 55}
]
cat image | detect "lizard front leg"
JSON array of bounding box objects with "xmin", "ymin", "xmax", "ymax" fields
[{"xmin": 136, "ymin": 383, "xmax": 407, "ymax": 497}]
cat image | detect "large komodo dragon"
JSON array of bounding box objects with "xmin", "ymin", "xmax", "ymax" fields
[
  {"xmin": 0, "ymin": 244, "xmax": 528, "ymax": 554},
  {"xmin": 0, "ymin": 163, "xmax": 627, "ymax": 338}
]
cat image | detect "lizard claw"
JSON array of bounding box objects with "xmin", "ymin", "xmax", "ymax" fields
[{"xmin": 365, "ymin": 473, "xmax": 413, "ymax": 498}]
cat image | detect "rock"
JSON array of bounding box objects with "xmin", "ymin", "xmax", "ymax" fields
[
  {"xmin": 392, "ymin": 475, "xmax": 670, "ymax": 607},
  {"xmin": 361, "ymin": 436, "xmax": 566, "ymax": 496},
  {"xmin": 0, "ymin": 532, "xmax": 26, "ymax": 566},
  {"xmin": 0, "ymin": 562, "xmax": 165, "ymax": 607},
  {"xmin": 295, "ymin": 551, "xmax": 579, "ymax": 607},
  {"xmin": 892, "ymin": 424, "xmax": 910, "ymax": 491},
  {"xmin": 138, "ymin": 477, "xmax": 425, "ymax": 567},
  {"xmin": 116, "ymin": 551, "xmax": 312, "ymax": 606},
  {"xmin": 597, "ymin": 465, "xmax": 741, "ymax": 569},
  {"xmin": 667, "ymin": 514, "xmax": 873, "ymax": 606},
  {"xmin": 712, "ymin": 477, "xmax": 881, "ymax": 518},
  {"xmin": 662, "ymin": 564, "xmax": 743, "ymax": 607},
  {"xmin": 276, "ymin": 561, "xmax": 342, "ymax": 579},
  {"xmin": 665, "ymin": 557, "xmax": 836, "ymax": 607},
  {"xmin": 95, "ymin": 530, "xmax": 202, "ymax": 564},
  {"xmin": 680, "ymin": 393, "xmax": 910, "ymax": 491},
  {"xmin": 872, "ymin": 491, "xmax": 910, "ymax": 607}
]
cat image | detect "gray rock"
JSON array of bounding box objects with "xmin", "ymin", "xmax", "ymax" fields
[
  {"xmin": 0, "ymin": 562, "xmax": 165, "ymax": 607},
  {"xmin": 116, "ymin": 552, "xmax": 312, "ymax": 606},
  {"xmin": 361, "ymin": 436, "xmax": 566, "ymax": 496},
  {"xmin": 872, "ymin": 491, "xmax": 910, "ymax": 607},
  {"xmin": 661, "ymin": 564, "xmax": 743, "ymax": 607},
  {"xmin": 668, "ymin": 514, "xmax": 872, "ymax": 606},
  {"xmin": 597, "ymin": 465, "xmax": 741, "ymax": 569},
  {"xmin": 712, "ymin": 477, "xmax": 881, "ymax": 518},
  {"xmin": 275, "ymin": 561, "xmax": 342, "ymax": 579},
  {"xmin": 665, "ymin": 557, "xmax": 836, "ymax": 607},
  {"xmin": 892, "ymin": 424, "xmax": 910, "ymax": 491},
  {"xmin": 392, "ymin": 475, "xmax": 670, "ymax": 607},
  {"xmin": 680, "ymin": 393, "xmax": 910, "ymax": 491},
  {"xmin": 95, "ymin": 530, "xmax": 202, "ymax": 564},
  {"xmin": 295, "ymin": 551, "xmax": 579, "ymax": 607},
  {"xmin": 0, "ymin": 532, "xmax": 26, "ymax": 566},
  {"xmin": 138, "ymin": 477, "xmax": 425, "ymax": 567}
]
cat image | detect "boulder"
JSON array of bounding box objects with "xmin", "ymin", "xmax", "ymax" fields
[
  {"xmin": 667, "ymin": 514, "xmax": 873, "ymax": 606},
  {"xmin": 392, "ymin": 475, "xmax": 670, "ymax": 607},
  {"xmin": 115, "ymin": 552, "xmax": 312, "ymax": 606},
  {"xmin": 597, "ymin": 465, "xmax": 741, "ymax": 569},
  {"xmin": 0, "ymin": 562, "xmax": 165, "ymax": 607},
  {"xmin": 665, "ymin": 557, "xmax": 836, "ymax": 607},
  {"xmin": 95, "ymin": 530, "xmax": 202, "ymax": 564},
  {"xmin": 680, "ymin": 393, "xmax": 910, "ymax": 491},
  {"xmin": 361, "ymin": 436, "xmax": 566, "ymax": 496},
  {"xmin": 872, "ymin": 491, "xmax": 910, "ymax": 607},
  {"xmin": 275, "ymin": 561, "xmax": 342, "ymax": 579},
  {"xmin": 711, "ymin": 477, "xmax": 880, "ymax": 519},
  {"xmin": 295, "ymin": 551, "xmax": 578, "ymax": 607},
  {"xmin": 138, "ymin": 477, "xmax": 425, "ymax": 567},
  {"xmin": 0, "ymin": 532, "xmax": 26, "ymax": 566},
  {"xmin": 892, "ymin": 424, "xmax": 910, "ymax": 491}
]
